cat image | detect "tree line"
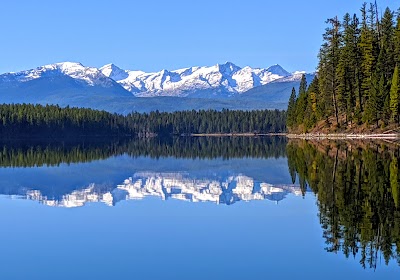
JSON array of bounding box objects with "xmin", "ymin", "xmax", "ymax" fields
[
  {"xmin": 287, "ymin": 3, "xmax": 400, "ymax": 132},
  {"xmin": 0, "ymin": 104, "xmax": 286, "ymax": 138},
  {"xmin": 287, "ymin": 140, "xmax": 400, "ymax": 269}
]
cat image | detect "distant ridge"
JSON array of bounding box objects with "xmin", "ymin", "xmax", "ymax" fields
[
  {"xmin": 0, "ymin": 61, "xmax": 314, "ymax": 113},
  {"xmin": 99, "ymin": 61, "xmax": 299, "ymax": 97}
]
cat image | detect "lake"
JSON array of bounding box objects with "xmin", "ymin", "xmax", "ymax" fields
[{"xmin": 0, "ymin": 137, "xmax": 398, "ymax": 279}]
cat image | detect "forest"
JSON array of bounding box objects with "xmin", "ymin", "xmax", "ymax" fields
[
  {"xmin": 287, "ymin": 139, "xmax": 400, "ymax": 269},
  {"xmin": 287, "ymin": 2, "xmax": 400, "ymax": 133},
  {"xmin": 0, "ymin": 104, "xmax": 286, "ymax": 138}
]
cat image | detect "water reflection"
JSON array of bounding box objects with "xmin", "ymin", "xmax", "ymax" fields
[
  {"xmin": 0, "ymin": 136, "xmax": 286, "ymax": 167},
  {"xmin": 11, "ymin": 173, "xmax": 301, "ymax": 207},
  {"xmin": 1, "ymin": 137, "xmax": 399, "ymax": 272},
  {"xmin": 287, "ymin": 139, "xmax": 400, "ymax": 269}
]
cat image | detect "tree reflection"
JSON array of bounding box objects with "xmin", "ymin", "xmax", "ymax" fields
[
  {"xmin": 287, "ymin": 140, "xmax": 400, "ymax": 269},
  {"xmin": 0, "ymin": 136, "xmax": 287, "ymax": 167}
]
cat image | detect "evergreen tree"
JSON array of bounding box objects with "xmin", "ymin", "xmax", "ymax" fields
[
  {"xmin": 0, "ymin": 104, "xmax": 288, "ymax": 137},
  {"xmin": 395, "ymin": 11, "xmax": 400, "ymax": 65},
  {"xmin": 306, "ymin": 76, "xmax": 320, "ymax": 128},
  {"xmin": 378, "ymin": 8, "xmax": 395, "ymax": 80},
  {"xmin": 390, "ymin": 65, "xmax": 399, "ymax": 123},
  {"xmin": 295, "ymin": 74, "xmax": 309, "ymax": 130},
  {"xmin": 287, "ymin": 2, "xmax": 400, "ymax": 132},
  {"xmin": 287, "ymin": 87, "xmax": 297, "ymax": 128},
  {"xmin": 359, "ymin": 3, "xmax": 376, "ymax": 119},
  {"xmin": 299, "ymin": 73, "xmax": 307, "ymax": 96},
  {"xmin": 364, "ymin": 72, "xmax": 379, "ymax": 126},
  {"xmin": 319, "ymin": 16, "xmax": 341, "ymax": 124},
  {"xmin": 337, "ymin": 13, "xmax": 359, "ymax": 124}
]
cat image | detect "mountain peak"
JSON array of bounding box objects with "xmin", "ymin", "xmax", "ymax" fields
[
  {"xmin": 54, "ymin": 61, "xmax": 84, "ymax": 67},
  {"xmin": 217, "ymin": 61, "xmax": 241, "ymax": 75},
  {"xmin": 266, "ymin": 64, "xmax": 290, "ymax": 77},
  {"xmin": 100, "ymin": 63, "xmax": 128, "ymax": 81}
]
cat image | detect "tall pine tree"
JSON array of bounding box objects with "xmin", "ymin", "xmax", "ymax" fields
[
  {"xmin": 287, "ymin": 87, "xmax": 297, "ymax": 128},
  {"xmin": 390, "ymin": 65, "xmax": 399, "ymax": 123}
]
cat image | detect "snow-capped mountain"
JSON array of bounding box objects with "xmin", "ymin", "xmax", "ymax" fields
[
  {"xmin": 0, "ymin": 62, "xmax": 133, "ymax": 109},
  {"xmin": 0, "ymin": 61, "xmax": 313, "ymax": 113},
  {"xmin": 1, "ymin": 62, "xmax": 118, "ymax": 88},
  {"xmin": 12, "ymin": 172, "xmax": 302, "ymax": 208},
  {"xmin": 99, "ymin": 62, "xmax": 293, "ymax": 97}
]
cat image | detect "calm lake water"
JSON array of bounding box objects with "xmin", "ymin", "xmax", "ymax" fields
[{"xmin": 0, "ymin": 137, "xmax": 399, "ymax": 279}]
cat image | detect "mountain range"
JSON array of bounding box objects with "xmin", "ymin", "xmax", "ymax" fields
[{"xmin": 0, "ymin": 62, "xmax": 314, "ymax": 113}]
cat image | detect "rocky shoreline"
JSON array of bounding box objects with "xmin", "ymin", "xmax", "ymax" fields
[{"xmin": 286, "ymin": 133, "xmax": 400, "ymax": 139}]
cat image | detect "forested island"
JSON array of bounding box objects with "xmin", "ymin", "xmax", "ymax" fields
[
  {"xmin": 287, "ymin": 2, "xmax": 400, "ymax": 134},
  {"xmin": 0, "ymin": 104, "xmax": 286, "ymax": 138}
]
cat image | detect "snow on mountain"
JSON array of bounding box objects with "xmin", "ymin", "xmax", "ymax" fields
[
  {"xmin": 0, "ymin": 61, "xmax": 312, "ymax": 113},
  {"xmin": 99, "ymin": 63, "xmax": 129, "ymax": 82},
  {"xmin": 274, "ymin": 70, "xmax": 307, "ymax": 83},
  {"xmin": 1, "ymin": 62, "xmax": 118, "ymax": 88},
  {"xmin": 100, "ymin": 62, "xmax": 297, "ymax": 97}
]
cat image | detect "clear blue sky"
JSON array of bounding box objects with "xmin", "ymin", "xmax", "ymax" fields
[{"xmin": 0, "ymin": 0, "xmax": 398, "ymax": 74}]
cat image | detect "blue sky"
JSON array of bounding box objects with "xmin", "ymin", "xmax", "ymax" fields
[{"xmin": 0, "ymin": 0, "xmax": 398, "ymax": 74}]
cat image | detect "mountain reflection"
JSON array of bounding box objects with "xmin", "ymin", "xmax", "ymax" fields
[
  {"xmin": 287, "ymin": 139, "xmax": 400, "ymax": 269},
  {"xmin": 13, "ymin": 173, "xmax": 301, "ymax": 207},
  {"xmin": 3, "ymin": 136, "xmax": 399, "ymax": 269}
]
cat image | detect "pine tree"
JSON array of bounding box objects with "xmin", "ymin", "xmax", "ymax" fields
[
  {"xmin": 359, "ymin": 3, "xmax": 376, "ymax": 117},
  {"xmin": 395, "ymin": 11, "xmax": 400, "ymax": 65},
  {"xmin": 299, "ymin": 73, "xmax": 307, "ymax": 96},
  {"xmin": 378, "ymin": 8, "xmax": 395, "ymax": 80},
  {"xmin": 364, "ymin": 72, "xmax": 379, "ymax": 126},
  {"xmin": 337, "ymin": 13, "xmax": 359, "ymax": 125},
  {"xmin": 307, "ymin": 77, "xmax": 320, "ymax": 128},
  {"xmin": 378, "ymin": 73, "xmax": 390, "ymax": 125},
  {"xmin": 288, "ymin": 3, "xmax": 400, "ymax": 132},
  {"xmin": 295, "ymin": 74, "xmax": 309, "ymax": 129},
  {"xmin": 390, "ymin": 65, "xmax": 399, "ymax": 123},
  {"xmin": 287, "ymin": 87, "xmax": 297, "ymax": 128},
  {"xmin": 319, "ymin": 17, "xmax": 342, "ymax": 125}
]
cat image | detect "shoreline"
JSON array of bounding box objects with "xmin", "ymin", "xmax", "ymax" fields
[
  {"xmin": 188, "ymin": 133, "xmax": 287, "ymax": 137},
  {"xmin": 286, "ymin": 133, "xmax": 400, "ymax": 139},
  {"xmin": 188, "ymin": 132, "xmax": 400, "ymax": 139}
]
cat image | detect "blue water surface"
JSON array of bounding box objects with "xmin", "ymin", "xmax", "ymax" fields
[{"xmin": 0, "ymin": 155, "xmax": 398, "ymax": 280}]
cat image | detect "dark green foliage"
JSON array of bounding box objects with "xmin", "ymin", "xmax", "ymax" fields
[
  {"xmin": 0, "ymin": 136, "xmax": 287, "ymax": 167},
  {"xmin": 288, "ymin": 3, "xmax": 400, "ymax": 131},
  {"xmin": 125, "ymin": 108, "xmax": 287, "ymax": 135},
  {"xmin": 286, "ymin": 87, "xmax": 297, "ymax": 128},
  {"xmin": 390, "ymin": 65, "xmax": 399, "ymax": 122},
  {"xmin": 0, "ymin": 104, "xmax": 287, "ymax": 138},
  {"xmin": 287, "ymin": 140, "xmax": 400, "ymax": 269},
  {"xmin": 395, "ymin": 11, "xmax": 400, "ymax": 65},
  {"xmin": 295, "ymin": 74, "xmax": 309, "ymax": 126},
  {"xmin": 0, "ymin": 104, "xmax": 131, "ymax": 138}
]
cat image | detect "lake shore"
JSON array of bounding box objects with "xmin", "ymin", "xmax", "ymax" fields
[
  {"xmin": 188, "ymin": 132, "xmax": 400, "ymax": 139},
  {"xmin": 286, "ymin": 133, "xmax": 400, "ymax": 139},
  {"xmin": 189, "ymin": 133, "xmax": 287, "ymax": 137}
]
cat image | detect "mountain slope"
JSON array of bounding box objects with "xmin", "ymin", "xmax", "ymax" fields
[
  {"xmin": 100, "ymin": 62, "xmax": 294, "ymax": 97},
  {"xmin": 0, "ymin": 61, "xmax": 313, "ymax": 113},
  {"xmin": 0, "ymin": 62, "xmax": 132, "ymax": 105},
  {"xmin": 240, "ymin": 73, "xmax": 316, "ymax": 103}
]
